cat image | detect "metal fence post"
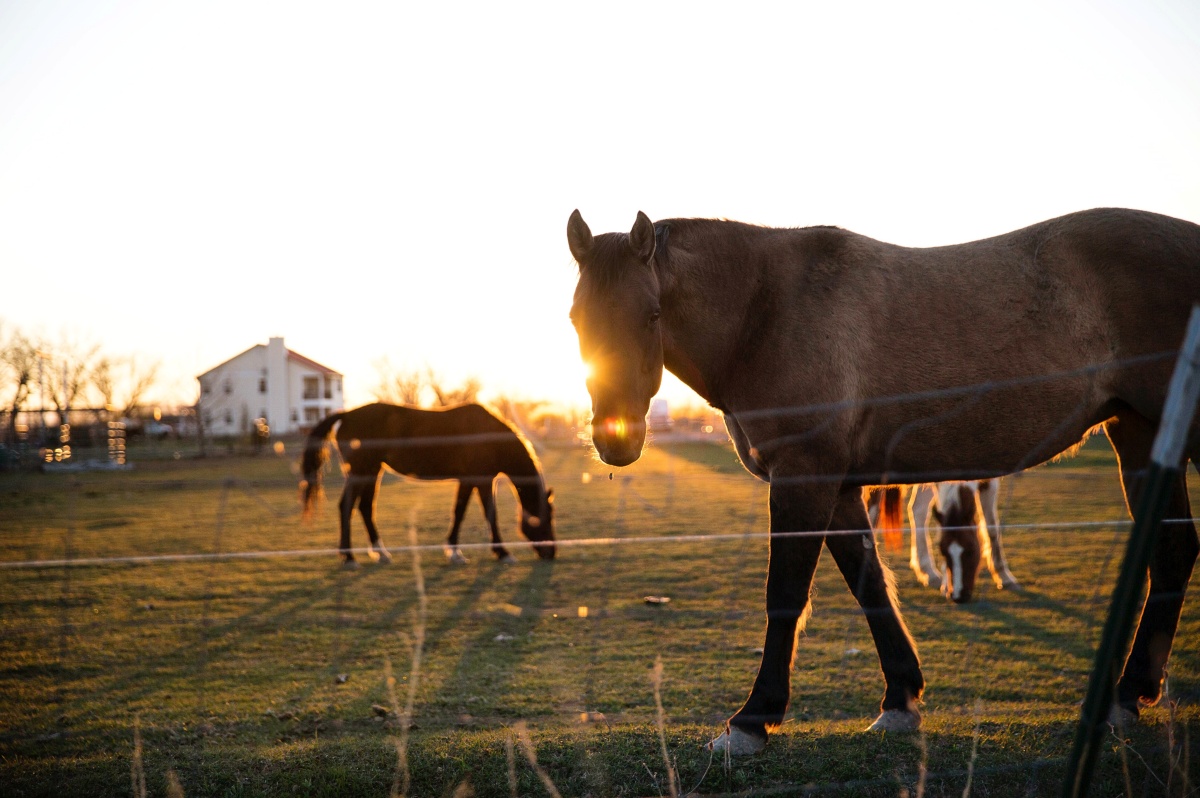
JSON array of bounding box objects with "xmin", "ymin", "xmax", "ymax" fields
[{"xmin": 1063, "ymin": 303, "xmax": 1200, "ymax": 797}]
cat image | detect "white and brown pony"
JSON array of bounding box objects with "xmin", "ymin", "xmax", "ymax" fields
[
  {"xmin": 869, "ymin": 479, "xmax": 1017, "ymax": 603},
  {"xmin": 566, "ymin": 207, "xmax": 1200, "ymax": 755}
]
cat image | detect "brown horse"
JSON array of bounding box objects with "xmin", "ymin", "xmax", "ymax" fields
[
  {"xmin": 301, "ymin": 403, "xmax": 555, "ymax": 565},
  {"xmin": 566, "ymin": 207, "xmax": 1200, "ymax": 755}
]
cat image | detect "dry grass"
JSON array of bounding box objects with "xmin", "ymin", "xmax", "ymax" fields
[{"xmin": 0, "ymin": 434, "xmax": 1196, "ymax": 796}]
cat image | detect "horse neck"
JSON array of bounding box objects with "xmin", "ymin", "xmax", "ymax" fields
[
  {"xmin": 657, "ymin": 221, "xmax": 767, "ymax": 407},
  {"xmin": 504, "ymin": 444, "xmax": 545, "ymax": 511}
]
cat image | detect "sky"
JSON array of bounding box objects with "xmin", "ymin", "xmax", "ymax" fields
[{"xmin": 1, "ymin": 0, "xmax": 1198, "ymax": 412}]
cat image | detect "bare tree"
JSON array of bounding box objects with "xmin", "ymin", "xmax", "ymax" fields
[
  {"xmin": 427, "ymin": 367, "xmax": 480, "ymax": 407},
  {"xmin": 90, "ymin": 356, "xmax": 117, "ymax": 419},
  {"xmin": 371, "ymin": 357, "xmax": 425, "ymax": 405},
  {"xmin": 0, "ymin": 324, "xmax": 39, "ymax": 444},
  {"xmin": 120, "ymin": 357, "xmax": 160, "ymax": 418},
  {"xmin": 90, "ymin": 355, "xmax": 160, "ymax": 419},
  {"xmin": 370, "ymin": 359, "xmax": 481, "ymax": 408},
  {"xmin": 47, "ymin": 336, "xmax": 100, "ymax": 422}
]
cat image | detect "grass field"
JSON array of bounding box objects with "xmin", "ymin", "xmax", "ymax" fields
[{"xmin": 0, "ymin": 433, "xmax": 1197, "ymax": 796}]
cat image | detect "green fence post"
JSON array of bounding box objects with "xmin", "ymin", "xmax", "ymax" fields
[{"xmin": 1063, "ymin": 303, "xmax": 1200, "ymax": 797}]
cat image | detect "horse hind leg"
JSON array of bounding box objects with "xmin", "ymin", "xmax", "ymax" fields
[
  {"xmin": 358, "ymin": 472, "xmax": 391, "ymax": 564},
  {"xmin": 1105, "ymin": 412, "xmax": 1200, "ymax": 718},
  {"xmin": 978, "ymin": 478, "xmax": 1019, "ymax": 590},
  {"xmin": 338, "ymin": 475, "xmax": 368, "ymax": 568},
  {"xmin": 445, "ymin": 482, "xmax": 474, "ymax": 565},
  {"xmin": 826, "ymin": 490, "xmax": 924, "ymax": 731}
]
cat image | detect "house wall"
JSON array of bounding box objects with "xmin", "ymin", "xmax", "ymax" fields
[
  {"xmin": 198, "ymin": 338, "xmax": 343, "ymax": 437},
  {"xmin": 197, "ymin": 348, "xmax": 271, "ymax": 437}
]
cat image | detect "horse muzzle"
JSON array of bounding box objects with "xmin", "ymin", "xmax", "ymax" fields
[{"xmin": 591, "ymin": 416, "xmax": 647, "ymax": 467}]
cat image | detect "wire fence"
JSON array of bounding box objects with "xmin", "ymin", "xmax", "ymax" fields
[{"xmin": 1, "ymin": 359, "xmax": 1199, "ymax": 796}]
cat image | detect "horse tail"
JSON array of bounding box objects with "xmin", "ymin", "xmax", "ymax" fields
[
  {"xmin": 878, "ymin": 486, "xmax": 904, "ymax": 553},
  {"xmin": 300, "ymin": 412, "xmax": 344, "ymax": 519}
]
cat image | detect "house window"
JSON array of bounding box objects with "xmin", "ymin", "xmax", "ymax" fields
[
  {"xmin": 201, "ymin": 380, "xmax": 211, "ymax": 395},
  {"xmin": 324, "ymin": 378, "xmax": 332, "ymax": 399},
  {"xmin": 291, "ymin": 409, "xmax": 298, "ymax": 422},
  {"xmin": 224, "ymin": 379, "xmax": 232, "ymax": 395},
  {"xmin": 259, "ymin": 377, "xmax": 267, "ymax": 394},
  {"xmin": 335, "ymin": 378, "xmax": 342, "ymax": 394},
  {"xmin": 224, "ymin": 410, "xmax": 233, "ymax": 424},
  {"xmin": 303, "ymin": 376, "xmax": 319, "ymax": 400},
  {"xmin": 304, "ymin": 407, "xmax": 320, "ymax": 423}
]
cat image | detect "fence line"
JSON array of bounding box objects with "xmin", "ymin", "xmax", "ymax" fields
[{"xmin": 2, "ymin": 515, "xmax": 1177, "ymax": 571}]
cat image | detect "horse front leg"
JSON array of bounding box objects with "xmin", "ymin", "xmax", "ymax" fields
[
  {"xmin": 709, "ymin": 477, "xmax": 834, "ymax": 755},
  {"xmin": 977, "ymin": 478, "xmax": 1018, "ymax": 590},
  {"xmin": 358, "ymin": 472, "xmax": 391, "ymax": 564},
  {"xmin": 826, "ymin": 488, "xmax": 924, "ymax": 730},
  {"xmin": 907, "ymin": 484, "xmax": 943, "ymax": 590},
  {"xmin": 479, "ymin": 480, "xmax": 515, "ymax": 563},
  {"xmin": 445, "ymin": 481, "xmax": 474, "ymax": 565}
]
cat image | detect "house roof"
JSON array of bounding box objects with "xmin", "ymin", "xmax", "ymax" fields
[
  {"xmin": 287, "ymin": 350, "xmax": 341, "ymax": 375},
  {"xmin": 196, "ymin": 343, "xmax": 342, "ymax": 379}
]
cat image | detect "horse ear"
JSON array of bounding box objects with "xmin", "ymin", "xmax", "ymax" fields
[
  {"xmin": 628, "ymin": 210, "xmax": 655, "ymax": 263},
  {"xmin": 567, "ymin": 210, "xmax": 593, "ymax": 265},
  {"xmin": 546, "ymin": 488, "xmax": 554, "ymax": 504}
]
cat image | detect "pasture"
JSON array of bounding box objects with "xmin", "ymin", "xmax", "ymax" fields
[{"xmin": 0, "ymin": 435, "xmax": 1197, "ymax": 796}]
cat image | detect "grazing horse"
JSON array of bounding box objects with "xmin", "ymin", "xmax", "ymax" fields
[
  {"xmin": 566, "ymin": 207, "xmax": 1200, "ymax": 755},
  {"xmin": 301, "ymin": 403, "xmax": 555, "ymax": 565},
  {"xmin": 868, "ymin": 479, "xmax": 1018, "ymax": 602}
]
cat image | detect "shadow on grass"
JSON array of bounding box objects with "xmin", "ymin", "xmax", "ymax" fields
[{"xmin": 5, "ymin": 714, "xmax": 1196, "ymax": 798}]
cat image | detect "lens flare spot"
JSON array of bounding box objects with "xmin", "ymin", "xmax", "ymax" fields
[
  {"xmin": 350, "ymin": 438, "xmax": 361, "ymax": 450},
  {"xmin": 273, "ymin": 441, "xmax": 285, "ymax": 455},
  {"xmin": 577, "ymin": 606, "xmax": 588, "ymax": 618},
  {"xmin": 603, "ymin": 418, "xmax": 627, "ymax": 439}
]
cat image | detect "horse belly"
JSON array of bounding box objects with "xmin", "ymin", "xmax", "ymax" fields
[{"xmin": 858, "ymin": 383, "xmax": 1114, "ymax": 483}]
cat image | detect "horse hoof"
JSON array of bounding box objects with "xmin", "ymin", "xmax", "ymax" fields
[
  {"xmin": 866, "ymin": 709, "xmax": 921, "ymax": 732},
  {"xmin": 706, "ymin": 726, "xmax": 766, "ymax": 756},
  {"xmin": 370, "ymin": 549, "xmax": 392, "ymax": 564},
  {"xmin": 1107, "ymin": 704, "xmax": 1138, "ymax": 728},
  {"xmin": 498, "ymin": 554, "xmax": 517, "ymax": 565},
  {"xmin": 341, "ymin": 559, "xmax": 360, "ymax": 571},
  {"xmin": 445, "ymin": 548, "xmax": 468, "ymax": 566}
]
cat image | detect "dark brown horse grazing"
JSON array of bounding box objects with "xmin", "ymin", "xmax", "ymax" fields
[
  {"xmin": 301, "ymin": 403, "xmax": 555, "ymax": 565},
  {"xmin": 566, "ymin": 207, "xmax": 1200, "ymax": 755}
]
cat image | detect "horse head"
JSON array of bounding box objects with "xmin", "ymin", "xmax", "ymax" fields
[
  {"xmin": 520, "ymin": 487, "xmax": 556, "ymax": 559},
  {"xmin": 567, "ymin": 210, "xmax": 664, "ymax": 467},
  {"xmin": 933, "ymin": 483, "xmax": 983, "ymax": 603}
]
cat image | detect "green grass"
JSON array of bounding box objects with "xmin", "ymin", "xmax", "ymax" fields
[{"xmin": 0, "ymin": 435, "xmax": 1197, "ymax": 796}]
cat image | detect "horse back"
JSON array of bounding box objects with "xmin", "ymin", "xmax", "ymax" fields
[
  {"xmin": 334, "ymin": 403, "xmax": 526, "ymax": 481},
  {"xmin": 707, "ymin": 208, "xmax": 1200, "ymax": 480}
]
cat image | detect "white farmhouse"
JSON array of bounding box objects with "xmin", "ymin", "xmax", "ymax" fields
[{"xmin": 197, "ymin": 337, "xmax": 343, "ymax": 436}]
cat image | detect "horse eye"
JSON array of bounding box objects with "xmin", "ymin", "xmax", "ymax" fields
[{"xmin": 648, "ymin": 309, "xmax": 661, "ymax": 327}]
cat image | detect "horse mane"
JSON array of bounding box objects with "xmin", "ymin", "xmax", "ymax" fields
[
  {"xmin": 652, "ymin": 217, "xmax": 846, "ymax": 269},
  {"xmin": 582, "ymin": 217, "xmax": 847, "ymax": 288}
]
